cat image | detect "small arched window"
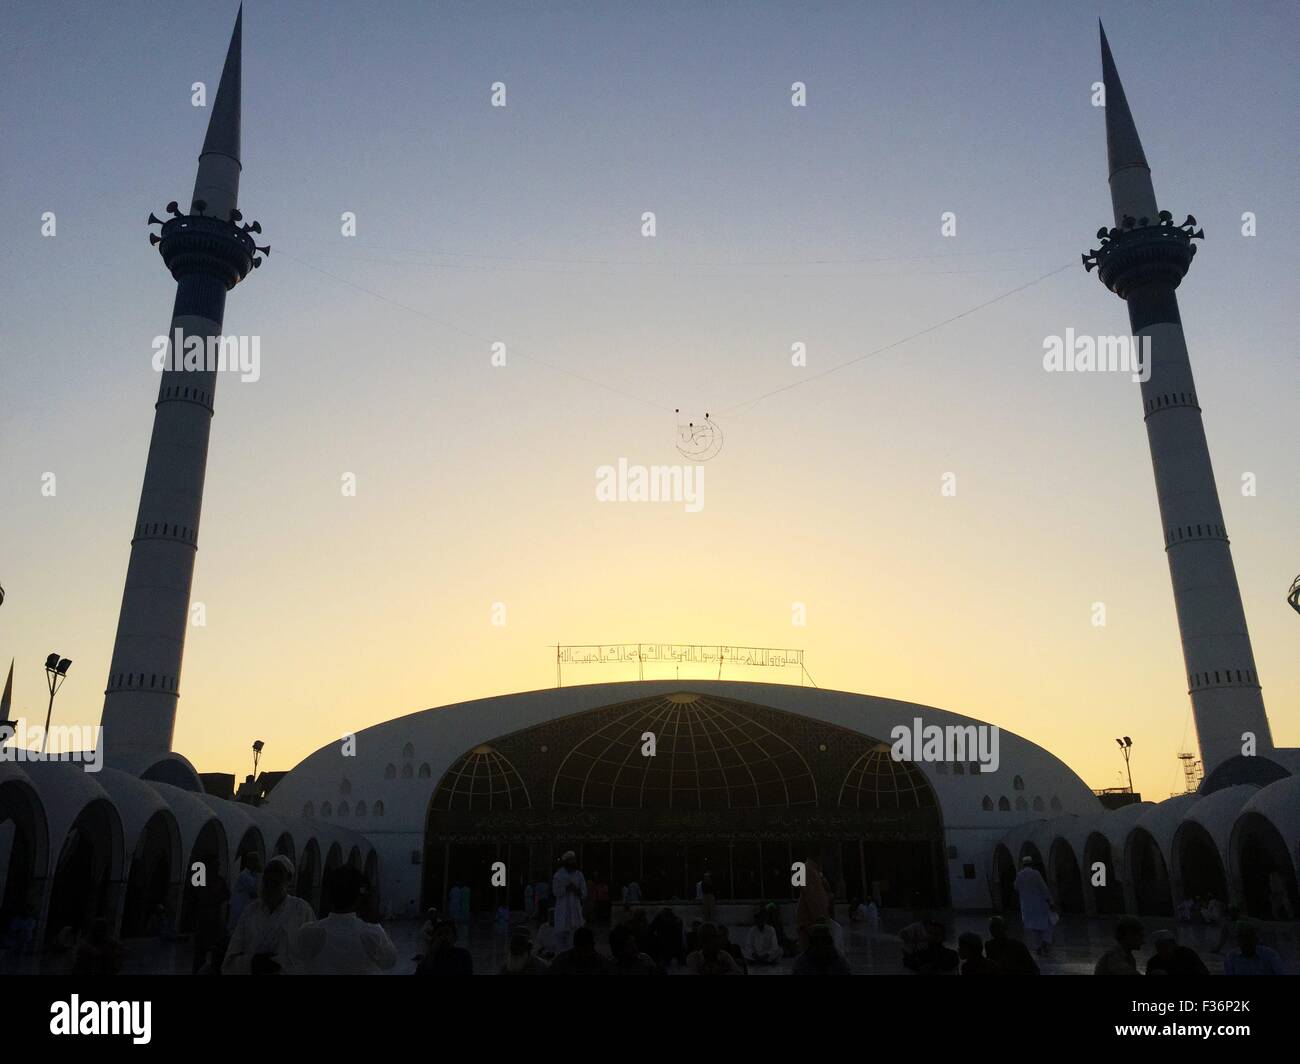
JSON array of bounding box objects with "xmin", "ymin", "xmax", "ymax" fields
[
  {"xmin": 401, "ymin": 764, "xmax": 413, "ymax": 779},
  {"xmin": 997, "ymin": 796, "xmax": 1011, "ymax": 811},
  {"xmin": 303, "ymin": 801, "xmax": 315, "ymax": 818},
  {"xmin": 402, "ymin": 742, "xmax": 415, "ymax": 758},
  {"xmin": 340, "ymin": 779, "xmax": 352, "ymax": 796},
  {"xmin": 981, "ymin": 796, "xmax": 994, "ymax": 811},
  {"xmin": 418, "ymin": 763, "xmax": 431, "ymax": 779},
  {"xmin": 355, "ymin": 800, "xmax": 367, "ymax": 817},
  {"xmin": 1013, "ymin": 775, "xmax": 1025, "ymax": 791},
  {"xmin": 1015, "ymin": 796, "xmax": 1027, "ymax": 812},
  {"xmin": 338, "ymin": 801, "xmax": 349, "ymax": 817},
  {"xmin": 384, "ymin": 764, "xmax": 397, "ymax": 780},
  {"xmin": 373, "ymin": 800, "xmax": 385, "ymax": 817},
  {"xmin": 1032, "ymin": 796, "xmax": 1045, "ymax": 812},
  {"xmin": 1050, "ymin": 796, "xmax": 1062, "ymax": 811},
  {"xmin": 321, "ymin": 801, "xmax": 333, "ymax": 817}
]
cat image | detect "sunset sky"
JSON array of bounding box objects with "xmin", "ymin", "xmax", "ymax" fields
[{"xmin": 1, "ymin": 0, "xmax": 1296, "ymax": 801}]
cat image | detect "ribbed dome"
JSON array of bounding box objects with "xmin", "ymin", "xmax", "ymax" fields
[
  {"xmin": 429, "ymin": 746, "xmax": 529, "ymax": 812},
  {"xmin": 551, "ymin": 692, "xmax": 817, "ymax": 810},
  {"xmin": 839, "ymin": 745, "xmax": 938, "ymax": 811}
]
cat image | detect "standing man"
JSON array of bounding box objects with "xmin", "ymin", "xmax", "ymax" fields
[
  {"xmin": 695, "ymin": 871, "xmax": 717, "ymax": 923},
  {"xmin": 222, "ymin": 856, "xmax": 314, "ymax": 975},
  {"xmin": 290, "ymin": 865, "xmax": 397, "ymax": 975},
  {"xmin": 1013, "ymin": 856, "xmax": 1055, "ymax": 955},
  {"xmin": 227, "ymin": 852, "xmax": 262, "ymax": 936},
  {"xmin": 551, "ymin": 850, "xmax": 587, "ymax": 953}
]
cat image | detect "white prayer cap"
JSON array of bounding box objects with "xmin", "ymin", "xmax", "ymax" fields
[
  {"xmin": 561, "ymin": 850, "xmax": 576, "ymax": 861},
  {"xmin": 266, "ymin": 854, "xmax": 296, "ymax": 882},
  {"xmin": 1020, "ymin": 856, "xmax": 1034, "ymax": 866}
]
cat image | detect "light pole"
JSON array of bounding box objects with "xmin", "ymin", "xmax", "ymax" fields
[
  {"xmin": 42, "ymin": 652, "xmax": 72, "ymax": 754},
  {"xmin": 252, "ymin": 739, "xmax": 264, "ymax": 780},
  {"xmin": 1115, "ymin": 736, "xmax": 1134, "ymax": 793}
]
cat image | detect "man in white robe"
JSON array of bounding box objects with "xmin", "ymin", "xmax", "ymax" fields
[
  {"xmin": 551, "ymin": 851, "xmax": 587, "ymax": 953},
  {"xmin": 1013, "ymin": 856, "xmax": 1055, "ymax": 955},
  {"xmin": 745, "ymin": 911, "xmax": 781, "ymax": 965},
  {"xmin": 223, "ymin": 856, "xmax": 314, "ymax": 975},
  {"xmin": 290, "ymin": 864, "xmax": 396, "ymax": 975}
]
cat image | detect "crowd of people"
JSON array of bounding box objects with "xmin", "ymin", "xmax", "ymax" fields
[
  {"xmin": 1091, "ymin": 914, "xmax": 1286, "ymax": 976},
  {"xmin": 892, "ymin": 909, "xmax": 1286, "ymax": 977},
  {"xmin": 413, "ymin": 905, "xmax": 854, "ymax": 975},
  {"xmin": 403, "ymin": 854, "xmax": 856, "ymax": 975},
  {"xmin": 4, "ymin": 847, "xmax": 1293, "ymax": 976}
]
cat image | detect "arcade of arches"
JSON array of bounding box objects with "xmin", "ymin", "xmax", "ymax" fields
[
  {"xmin": 422, "ymin": 692, "xmax": 947, "ymax": 912},
  {"xmin": 993, "ymin": 822, "xmax": 1299, "ymax": 922},
  {"xmin": 0, "ymin": 772, "xmax": 378, "ymax": 948}
]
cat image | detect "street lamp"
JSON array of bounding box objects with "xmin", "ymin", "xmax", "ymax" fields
[
  {"xmin": 1115, "ymin": 735, "xmax": 1134, "ymax": 793},
  {"xmin": 42, "ymin": 652, "xmax": 72, "ymax": 754},
  {"xmin": 252, "ymin": 739, "xmax": 265, "ymax": 780}
]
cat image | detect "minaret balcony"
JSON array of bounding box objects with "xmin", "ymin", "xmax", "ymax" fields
[
  {"xmin": 148, "ymin": 202, "xmax": 268, "ymax": 290},
  {"xmin": 1082, "ymin": 212, "xmax": 1203, "ymax": 300}
]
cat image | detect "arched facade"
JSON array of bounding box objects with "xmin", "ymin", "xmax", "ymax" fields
[
  {"xmin": 297, "ymin": 838, "xmax": 323, "ymax": 911},
  {"xmin": 1126, "ymin": 827, "xmax": 1173, "ymax": 915},
  {"xmin": 44, "ymin": 797, "xmax": 125, "ymax": 942},
  {"xmin": 1172, "ymin": 820, "xmax": 1227, "ymax": 906},
  {"xmin": 1, "ymin": 760, "xmax": 375, "ymax": 952},
  {"xmin": 269, "ymin": 680, "xmax": 1100, "ymax": 915},
  {"xmin": 0, "ymin": 768, "xmax": 50, "ymax": 939},
  {"xmin": 1229, "ymin": 777, "xmax": 1300, "ymax": 921},
  {"xmin": 989, "ymin": 772, "xmax": 1299, "ymax": 921},
  {"xmin": 1048, "ymin": 836, "xmax": 1085, "ymax": 914}
]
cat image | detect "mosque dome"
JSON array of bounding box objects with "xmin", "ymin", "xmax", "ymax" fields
[{"xmin": 551, "ymin": 691, "xmax": 817, "ymax": 810}]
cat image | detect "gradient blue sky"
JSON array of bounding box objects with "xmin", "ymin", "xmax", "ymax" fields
[{"xmin": 1, "ymin": 1, "xmax": 1296, "ymax": 798}]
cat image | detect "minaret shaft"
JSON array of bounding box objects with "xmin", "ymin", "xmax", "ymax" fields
[
  {"xmin": 101, "ymin": 286, "xmax": 225, "ymax": 763},
  {"xmin": 1126, "ymin": 287, "xmax": 1272, "ymax": 769}
]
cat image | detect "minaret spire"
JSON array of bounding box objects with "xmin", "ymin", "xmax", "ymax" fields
[
  {"xmin": 1099, "ymin": 22, "xmax": 1149, "ymax": 178},
  {"xmin": 192, "ymin": 5, "xmax": 243, "ymax": 221},
  {"xmin": 1098, "ymin": 21, "xmax": 1157, "ymax": 228},
  {"xmin": 1082, "ymin": 29, "xmax": 1274, "ymax": 775}
]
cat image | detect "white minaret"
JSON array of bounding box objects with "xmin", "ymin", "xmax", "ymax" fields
[
  {"xmin": 1086, "ymin": 24, "xmax": 1273, "ymax": 772},
  {"xmin": 101, "ymin": 7, "xmax": 267, "ymax": 771}
]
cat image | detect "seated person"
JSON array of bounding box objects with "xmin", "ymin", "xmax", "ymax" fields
[
  {"xmin": 1145, "ymin": 929, "xmax": 1208, "ymax": 975},
  {"xmin": 745, "ymin": 910, "xmax": 782, "ymax": 965},
  {"xmin": 901, "ymin": 920, "xmax": 958, "ymax": 974},
  {"xmin": 957, "ymin": 932, "xmax": 999, "ymax": 975},
  {"xmin": 685, "ymin": 923, "xmax": 742, "ymax": 975},
  {"xmin": 1223, "ymin": 922, "xmax": 1285, "ymax": 976},
  {"xmin": 984, "ymin": 916, "xmax": 1039, "ymax": 975},
  {"xmin": 792, "ymin": 922, "xmax": 850, "ymax": 975}
]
